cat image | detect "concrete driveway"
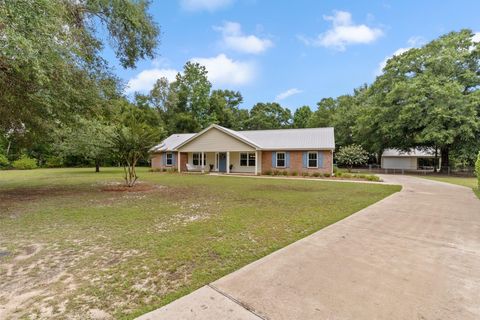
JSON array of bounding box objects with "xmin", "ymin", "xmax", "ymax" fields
[{"xmin": 138, "ymin": 175, "xmax": 480, "ymax": 320}]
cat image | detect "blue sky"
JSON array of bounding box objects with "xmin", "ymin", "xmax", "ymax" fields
[{"xmin": 103, "ymin": 0, "xmax": 480, "ymax": 111}]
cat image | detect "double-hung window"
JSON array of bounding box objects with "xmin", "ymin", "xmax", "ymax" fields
[
  {"xmin": 192, "ymin": 153, "xmax": 206, "ymax": 166},
  {"xmin": 166, "ymin": 153, "xmax": 173, "ymax": 166},
  {"xmin": 248, "ymin": 153, "xmax": 256, "ymax": 166},
  {"xmin": 240, "ymin": 152, "xmax": 256, "ymax": 167},
  {"xmin": 308, "ymin": 152, "xmax": 318, "ymax": 168},
  {"xmin": 240, "ymin": 153, "xmax": 248, "ymax": 166},
  {"xmin": 276, "ymin": 152, "xmax": 286, "ymax": 167}
]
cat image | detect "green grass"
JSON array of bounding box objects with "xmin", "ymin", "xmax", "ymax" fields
[
  {"xmin": 0, "ymin": 168, "xmax": 400, "ymax": 319},
  {"xmin": 420, "ymin": 175, "xmax": 480, "ymax": 199}
]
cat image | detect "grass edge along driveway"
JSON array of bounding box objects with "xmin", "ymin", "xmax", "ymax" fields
[
  {"xmin": 419, "ymin": 175, "xmax": 480, "ymax": 199},
  {"xmin": 0, "ymin": 168, "xmax": 400, "ymax": 319}
]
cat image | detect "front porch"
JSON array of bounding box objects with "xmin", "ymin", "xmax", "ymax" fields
[{"xmin": 177, "ymin": 151, "xmax": 261, "ymax": 175}]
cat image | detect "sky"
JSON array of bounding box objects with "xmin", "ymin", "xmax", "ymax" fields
[{"xmin": 102, "ymin": 0, "xmax": 480, "ymax": 111}]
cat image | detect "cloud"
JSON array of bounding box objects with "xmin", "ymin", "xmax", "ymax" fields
[
  {"xmin": 214, "ymin": 21, "xmax": 273, "ymax": 54},
  {"xmin": 180, "ymin": 0, "xmax": 233, "ymax": 12},
  {"xmin": 299, "ymin": 11, "xmax": 383, "ymax": 51},
  {"xmin": 375, "ymin": 36, "xmax": 425, "ymax": 75},
  {"xmin": 275, "ymin": 88, "xmax": 302, "ymax": 101},
  {"xmin": 126, "ymin": 68, "xmax": 178, "ymax": 94},
  {"xmin": 473, "ymin": 32, "xmax": 480, "ymax": 43},
  {"xmin": 190, "ymin": 54, "xmax": 256, "ymax": 85}
]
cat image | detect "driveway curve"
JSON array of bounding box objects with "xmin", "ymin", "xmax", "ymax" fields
[{"xmin": 138, "ymin": 175, "xmax": 480, "ymax": 320}]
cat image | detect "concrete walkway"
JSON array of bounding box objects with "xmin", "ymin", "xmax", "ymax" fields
[{"xmin": 137, "ymin": 175, "xmax": 480, "ymax": 320}]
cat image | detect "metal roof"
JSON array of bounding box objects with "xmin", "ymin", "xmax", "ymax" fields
[
  {"xmin": 151, "ymin": 125, "xmax": 335, "ymax": 152},
  {"xmin": 382, "ymin": 148, "xmax": 436, "ymax": 157},
  {"xmin": 239, "ymin": 127, "xmax": 335, "ymax": 150},
  {"xmin": 150, "ymin": 133, "xmax": 195, "ymax": 153}
]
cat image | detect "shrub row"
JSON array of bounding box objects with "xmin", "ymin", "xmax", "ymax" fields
[{"xmin": 0, "ymin": 154, "xmax": 38, "ymax": 170}]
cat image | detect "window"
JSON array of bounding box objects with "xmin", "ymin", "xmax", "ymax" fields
[
  {"xmin": 240, "ymin": 153, "xmax": 248, "ymax": 166},
  {"xmin": 240, "ymin": 153, "xmax": 256, "ymax": 167},
  {"xmin": 192, "ymin": 153, "xmax": 206, "ymax": 166},
  {"xmin": 248, "ymin": 153, "xmax": 256, "ymax": 166},
  {"xmin": 308, "ymin": 152, "xmax": 318, "ymax": 168},
  {"xmin": 166, "ymin": 153, "xmax": 173, "ymax": 166},
  {"xmin": 276, "ymin": 152, "xmax": 286, "ymax": 167}
]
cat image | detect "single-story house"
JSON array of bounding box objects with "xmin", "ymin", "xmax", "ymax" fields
[
  {"xmin": 381, "ymin": 148, "xmax": 440, "ymax": 170},
  {"xmin": 150, "ymin": 124, "xmax": 335, "ymax": 175}
]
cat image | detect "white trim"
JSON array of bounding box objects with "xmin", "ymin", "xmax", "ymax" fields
[
  {"xmin": 226, "ymin": 151, "xmax": 230, "ymax": 174},
  {"xmin": 177, "ymin": 152, "xmax": 181, "ymax": 172},
  {"xmin": 254, "ymin": 150, "xmax": 258, "ymax": 175},
  {"xmin": 174, "ymin": 124, "xmax": 260, "ymax": 151},
  {"xmin": 276, "ymin": 152, "xmax": 286, "ymax": 168},
  {"xmin": 307, "ymin": 151, "xmax": 318, "ymax": 168}
]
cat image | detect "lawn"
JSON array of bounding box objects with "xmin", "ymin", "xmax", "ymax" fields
[
  {"xmin": 420, "ymin": 175, "xmax": 480, "ymax": 199},
  {"xmin": 0, "ymin": 168, "xmax": 400, "ymax": 319}
]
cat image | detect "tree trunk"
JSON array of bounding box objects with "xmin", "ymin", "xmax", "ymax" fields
[
  {"xmin": 95, "ymin": 160, "xmax": 100, "ymax": 173},
  {"xmin": 440, "ymin": 146, "xmax": 449, "ymax": 173},
  {"xmin": 433, "ymin": 147, "xmax": 438, "ymax": 173}
]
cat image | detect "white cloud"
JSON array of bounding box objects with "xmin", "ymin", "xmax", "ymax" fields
[
  {"xmin": 275, "ymin": 88, "xmax": 302, "ymax": 101},
  {"xmin": 180, "ymin": 0, "xmax": 233, "ymax": 12},
  {"xmin": 473, "ymin": 32, "xmax": 480, "ymax": 43},
  {"xmin": 190, "ymin": 54, "xmax": 256, "ymax": 86},
  {"xmin": 300, "ymin": 11, "xmax": 383, "ymax": 51},
  {"xmin": 126, "ymin": 68, "xmax": 178, "ymax": 94},
  {"xmin": 214, "ymin": 21, "xmax": 273, "ymax": 54}
]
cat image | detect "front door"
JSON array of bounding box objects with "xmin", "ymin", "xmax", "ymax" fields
[{"xmin": 218, "ymin": 153, "xmax": 227, "ymax": 172}]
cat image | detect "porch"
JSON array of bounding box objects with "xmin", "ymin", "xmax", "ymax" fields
[{"xmin": 177, "ymin": 151, "xmax": 261, "ymax": 175}]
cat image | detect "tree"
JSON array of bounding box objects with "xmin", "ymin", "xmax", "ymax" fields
[
  {"xmin": 336, "ymin": 145, "xmax": 369, "ymax": 171},
  {"xmin": 111, "ymin": 114, "xmax": 163, "ymax": 187},
  {"xmin": 293, "ymin": 106, "xmax": 313, "ymax": 128},
  {"xmin": 0, "ymin": 0, "xmax": 159, "ymax": 145},
  {"xmin": 57, "ymin": 118, "xmax": 114, "ymax": 172},
  {"xmin": 370, "ymin": 30, "xmax": 480, "ymax": 172},
  {"xmin": 308, "ymin": 98, "xmax": 336, "ymax": 128},
  {"xmin": 246, "ymin": 103, "xmax": 292, "ymax": 129},
  {"xmin": 476, "ymin": 152, "xmax": 480, "ymax": 188},
  {"xmin": 208, "ymin": 90, "xmax": 245, "ymax": 129}
]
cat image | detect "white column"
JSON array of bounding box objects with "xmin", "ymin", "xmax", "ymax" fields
[
  {"xmin": 201, "ymin": 152, "xmax": 205, "ymax": 173},
  {"xmin": 254, "ymin": 150, "xmax": 258, "ymax": 175},
  {"xmin": 226, "ymin": 151, "xmax": 230, "ymax": 174},
  {"xmin": 177, "ymin": 152, "xmax": 181, "ymax": 172}
]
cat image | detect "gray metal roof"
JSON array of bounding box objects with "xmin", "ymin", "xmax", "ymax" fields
[
  {"xmin": 239, "ymin": 127, "xmax": 335, "ymax": 150},
  {"xmin": 151, "ymin": 125, "xmax": 335, "ymax": 152},
  {"xmin": 382, "ymin": 148, "xmax": 436, "ymax": 157},
  {"xmin": 150, "ymin": 133, "xmax": 195, "ymax": 153}
]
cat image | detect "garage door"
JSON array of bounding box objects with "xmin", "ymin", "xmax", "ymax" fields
[{"xmin": 382, "ymin": 157, "xmax": 416, "ymax": 170}]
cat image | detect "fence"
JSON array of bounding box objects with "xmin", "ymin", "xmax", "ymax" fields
[{"xmin": 338, "ymin": 165, "xmax": 475, "ymax": 177}]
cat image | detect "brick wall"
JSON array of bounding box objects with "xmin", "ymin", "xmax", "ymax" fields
[
  {"xmin": 261, "ymin": 150, "xmax": 333, "ymax": 175},
  {"xmin": 151, "ymin": 152, "xmax": 188, "ymax": 171}
]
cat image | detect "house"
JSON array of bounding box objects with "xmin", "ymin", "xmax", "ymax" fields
[
  {"xmin": 150, "ymin": 124, "xmax": 335, "ymax": 175},
  {"xmin": 381, "ymin": 148, "xmax": 440, "ymax": 170}
]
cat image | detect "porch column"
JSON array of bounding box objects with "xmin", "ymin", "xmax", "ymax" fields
[
  {"xmin": 254, "ymin": 150, "xmax": 258, "ymax": 175},
  {"xmin": 201, "ymin": 151, "xmax": 205, "ymax": 173},
  {"xmin": 177, "ymin": 151, "xmax": 181, "ymax": 172},
  {"xmin": 226, "ymin": 151, "xmax": 230, "ymax": 174}
]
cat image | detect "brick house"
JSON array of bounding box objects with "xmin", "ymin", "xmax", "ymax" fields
[{"xmin": 150, "ymin": 124, "xmax": 334, "ymax": 175}]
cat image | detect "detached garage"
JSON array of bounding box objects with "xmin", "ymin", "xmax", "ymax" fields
[{"xmin": 381, "ymin": 148, "xmax": 439, "ymax": 171}]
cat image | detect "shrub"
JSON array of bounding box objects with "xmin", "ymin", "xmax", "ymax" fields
[
  {"xmin": 0, "ymin": 154, "xmax": 9, "ymax": 168},
  {"xmin": 162, "ymin": 168, "xmax": 167, "ymax": 172},
  {"xmin": 291, "ymin": 170, "xmax": 298, "ymax": 176},
  {"xmin": 12, "ymin": 155, "xmax": 37, "ymax": 170},
  {"xmin": 335, "ymin": 171, "xmax": 343, "ymax": 177},
  {"xmin": 336, "ymin": 145, "xmax": 369, "ymax": 171},
  {"xmin": 475, "ymin": 151, "xmax": 480, "ymax": 188},
  {"xmin": 264, "ymin": 170, "xmax": 272, "ymax": 176},
  {"xmin": 273, "ymin": 170, "xmax": 281, "ymax": 176},
  {"xmin": 366, "ymin": 175, "xmax": 380, "ymax": 182},
  {"xmin": 312, "ymin": 172, "xmax": 321, "ymax": 177},
  {"xmin": 342, "ymin": 173, "xmax": 352, "ymax": 179},
  {"xmin": 166, "ymin": 168, "xmax": 177, "ymax": 173},
  {"xmin": 324, "ymin": 173, "xmax": 331, "ymax": 177},
  {"xmin": 282, "ymin": 170, "xmax": 288, "ymax": 176},
  {"xmin": 333, "ymin": 165, "xmax": 338, "ymax": 174},
  {"xmin": 45, "ymin": 156, "xmax": 64, "ymax": 168},
  {"xmin": 302, "ymin": 171, "xmax": 310, "ymax": 177},
  {"xmin": 149, "ymin": 168, "xmax": 162, "ymax": 172}
]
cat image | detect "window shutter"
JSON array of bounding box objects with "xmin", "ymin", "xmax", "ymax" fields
[
  {"xmin": 286, "ymin": 152, "xmax": 290, "ymax": 168},
  {"xmin": 162, "ymin": 152, "xmax": 166, "ymax": 166},
  {"xmin": 302, "ymin": 152, "xmax": 307, "ymax": 168},
  {"xmin": 172, "ymin": 153, "xmax": 177, "ymax": 165},
  {"xmin": 318, "ymin": 151, "xmax": 323, "ymax": 168},
  {"xmin": 271, "ymin": 152, "xmax": 277, "ymax": 168}
]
